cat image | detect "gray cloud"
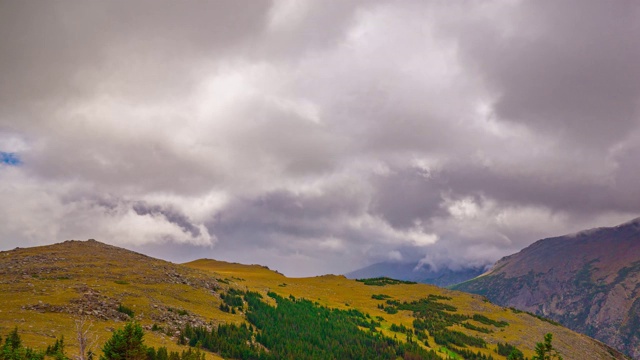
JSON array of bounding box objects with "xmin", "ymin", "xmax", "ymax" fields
[
  {"xmin": 133, "ymin": 202, "xmax": 202, "ymax": 238},
  {"xmin": 1, "ymin": 0, "xmax": 639, "ymax": 276},
  {"xmin": 450, "ymin": 0, "xmax": 640, "ymax": 147},
  {"xmin": 0, "ymin": 1, "xmax": 270, "ymax": 106},
  {"xmin": 370, "ymin": 168, "xmax": 449, "ymax": 229}
]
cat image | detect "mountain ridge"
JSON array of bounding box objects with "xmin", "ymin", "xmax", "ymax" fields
[{"xmin": 453, "ymin": 218, "xmax": 640, "ymax": 359}]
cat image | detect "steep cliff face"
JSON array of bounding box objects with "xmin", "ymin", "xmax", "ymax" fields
[{"xmin": 453, "ymin": 218, "xmax": 640, "ymax": 359}]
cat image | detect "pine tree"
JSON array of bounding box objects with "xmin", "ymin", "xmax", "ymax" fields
[
  {"xmin": 0, "ymin": 328, "xmax": 46, "ymax": 360},
  {"xmin": 532, "ymin": 333, "xmax": 563, "ymax": 360},
  {"xmin": 100, "ymin": 322, "xmax": 147, "ymax": 360},
  {"xmin": 5, "ymin": 328, "xmax": 21, "ymax": 351},
  {"xmin": 46, "ymin": 335, "xmax": 67, "ymax": 360}
]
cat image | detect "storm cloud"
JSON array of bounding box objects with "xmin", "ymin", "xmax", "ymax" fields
[{"xmin": 1, "ymin": 0, "xmax": 639, "ymax": 276}]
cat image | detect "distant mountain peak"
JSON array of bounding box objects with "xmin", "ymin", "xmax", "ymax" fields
[
  {"xmin": 345, "ymin": 261, "xmax": 485, "ymax": 287},
  {"xmin": 453, "ymin": 216, "xmax": 640, "ymax": 359}
]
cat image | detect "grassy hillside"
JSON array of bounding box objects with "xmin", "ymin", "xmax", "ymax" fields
[
  {"xmin": 0, "ymin": 240, "xmax": 228, "ymax": 360},
  {"xmin": 0, "ymin": 240, "xmax": 628, "ymax": 360},
  {"xmin": 185, "ymin": 259, "xmax": 626, "ymax": 359}
]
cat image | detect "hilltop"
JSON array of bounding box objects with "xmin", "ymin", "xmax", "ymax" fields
[
  {"xmin": 0, "ymin": 240, "xmax": 629, "ymax": 359},
  {"xmin": 453, "ymin": 218, "xmax": 640, "ymax": 359},
  {"xmin": 0, "ymin": 240, "xmax": 225, "ymax": 359}
]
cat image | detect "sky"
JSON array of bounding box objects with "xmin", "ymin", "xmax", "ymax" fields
[{"xmin": 1, "ymin": 0, "xmax": 640, "ymax": 277}]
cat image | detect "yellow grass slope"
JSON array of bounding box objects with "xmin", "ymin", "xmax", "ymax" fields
[
  {"xmin": 186, "ymin": 258, "xmax": 626, "ymax": 360},
  {"xmin": 0, "ymin": 240, "xmax": 239, "ymax": 360}
]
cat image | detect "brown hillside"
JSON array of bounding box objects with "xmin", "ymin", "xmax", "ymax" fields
[
  {"xmin": 453, "ymin": 218, "xmax": 640, "ymax": 359},
  {"xmin": 0, "ymin": 240, "xmax": 227, "ymax": 359}
]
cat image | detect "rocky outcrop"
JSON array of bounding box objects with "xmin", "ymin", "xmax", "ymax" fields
[
  {"xmin": 453, "ymin": 218, "xmax": 640, "ymax": 359},
  {"xmin": 23, "ymin": 286, "xmax": 130, "ymax": 321}
]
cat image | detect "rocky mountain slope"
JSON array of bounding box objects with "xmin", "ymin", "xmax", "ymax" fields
[
  {"xmin": 453, "ymin": 218, "xmax": 640, "ymax": 359},
  {"xmin": 0, "ymin": 239, "xmax": 629, "ymax": 359},
  {"xmin": 345, "ymin": 261, "xmax": 485, "ymax": 287},
  {"xmin": 0, "ymin": 240, "xmax": 226, "ymax": 359}
]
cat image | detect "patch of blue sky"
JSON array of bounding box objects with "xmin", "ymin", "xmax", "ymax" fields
[{"xmin": 0, "ymin": 152, "xmax": 21, "ymax": 166}]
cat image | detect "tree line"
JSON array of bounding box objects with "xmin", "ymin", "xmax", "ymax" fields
[
  {"xmin": 0, "ymin": 323, "xmax": 204, "ymax": 360},
  {"xmin": 1, "ymin": 285, "xmax": 564, "ymax": 360}
]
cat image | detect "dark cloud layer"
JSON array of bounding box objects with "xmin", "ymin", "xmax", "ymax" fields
[
  {"xmin": 1, "ymin": 0, "xmax": 639, "ymax": 276},
  {"xmin": 455, "ymin": 0, "xmax": 640, "ymax": 147},
  {"xmin": 133, "ymin": 202, "xmax": 202, "ymax": 238}
]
